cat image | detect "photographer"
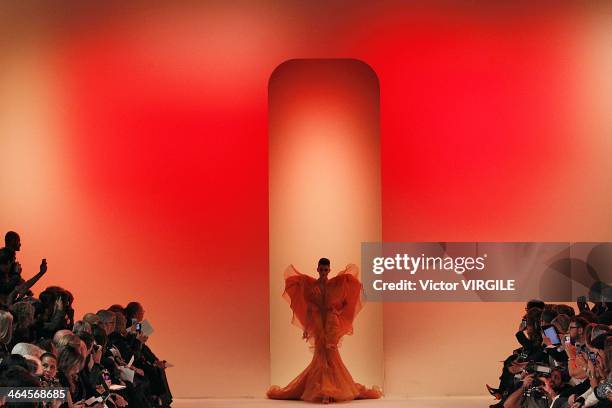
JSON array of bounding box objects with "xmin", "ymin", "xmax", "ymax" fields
[
  {"xmin": 504, "ymin": 366, "xmax": 571, "ymax": 408},
  {"xmin": 503, "ymin": 370, "xmax": 548, "ymax": 407},
  {"xmin": 490, "ymin": 309, "xmax": 547, "ymax": 407},
  {"xmin": 124, "ymin": 302, "xmax": 172, "ymax": 407}
]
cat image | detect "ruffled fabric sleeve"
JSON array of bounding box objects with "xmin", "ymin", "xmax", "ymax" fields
[
  {"xmin": 282, "ymin": 265, "xmax": 316, "ymax": 338},
  {"xmin": 328, "ymin": 264, "xmax": 363, "ymax": 338}
]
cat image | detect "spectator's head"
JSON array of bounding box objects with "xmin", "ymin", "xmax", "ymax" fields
[
  {"xmin": 108, "ymin": 304, "xmax": 126, "ymax": 317},
  {"xmin": 4, "ymin": 231, "xmax": 21, "ymax": 252},
  {"xmin": 113, "ymin": 312, "xmax": 127, "ymax": 336},
  {"xmin": 91, "ymin": 324, "xmax": 108, "ymax": 350},
  {"xmin": 53, "ymin": 330, "xmax": 80, "ymax": 351},
  {"xmin": 317, "ymin": 258, "xmax": 331, "ymax": 280},
  {"xmin": 36, "ymin": 338, "xmax": 57, "ymax": 356},
  {"xmin": 83, "ymin": 312, "xmax": 101, "ymax": 327},
  {"xmin": 97, "ymin": 310, "xmax": 116, "ymax": 335},
  {"xmin": 57, "ymin": 345, "xmax": 84, "ymax": 378},
  {"xmin": 40, "ymin": 352, "xmax": 58, "ymax": 380},
  {"xmin": 77, "ymin": 331, "xmax": 94, "ymax": 355},
  {"xmin": 554, "ymin": 304, "xmax": 575, "ymax": 317},
  {"xmin": 125, "ymin": 302, "xmax": 144, "ymax": 323},
  {"xmin": 550, "ymin": 367, "xmax": 569, "ymax": 393},
  {"xmin": 551, "ymin": 314, "xmax": 571, "ymax": 335},
  {"xmin": 569, "ymin": 316, "xmax": 589, "ymax": 344},
  {"xmin": 587, "ymin": 324, "xmax": 609, "ymax": 350},
  {"xmin": 72, "ymin": 320, "xmax": 92, "ymax": 335},
  {"xmin": 540, "ymin": 309, "xmax": 558, "ymax": 327},
  {"xmin": 11, "ymin": 343, "xmax": 44, "ymax": 359},
  {"xmin": 526, "ymin": 299, "xmax": 545, "ymax": 311},
  {"xmin": 10, "ymin": 301, "xmax": 35, "ymax": 329},
  {"xmin": 0, "ymin": 309, "xmax": 14, "ymax": 346}
]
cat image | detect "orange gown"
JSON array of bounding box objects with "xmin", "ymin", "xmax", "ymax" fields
[{"xmin": 267, "ymin": 264, "xmax": 382, "ymax": 403}]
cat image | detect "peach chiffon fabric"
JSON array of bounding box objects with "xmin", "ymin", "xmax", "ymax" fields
[{"xmin": 267, "ymin": 264, "xmax": 382, "ymax": 403}]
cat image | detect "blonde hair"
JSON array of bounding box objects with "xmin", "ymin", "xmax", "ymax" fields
[{"xmin": 0, "ymin": 310, "xmax": 13, "ymax": 345}]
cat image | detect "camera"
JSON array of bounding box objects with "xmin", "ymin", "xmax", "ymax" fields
[{"xmin": 523, "ymin": 363, "xmax": 551, "ymax": 400}]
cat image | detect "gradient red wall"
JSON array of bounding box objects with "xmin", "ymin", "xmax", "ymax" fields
[{"xmin": 1, "ymin": 1, "xmax": 611, "ymax": 398}]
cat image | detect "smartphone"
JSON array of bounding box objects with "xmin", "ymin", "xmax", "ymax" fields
[
  {"xmin": 136, "ymin": 323, "xmax": 142, "ymax": 333},
  {"xmin": 543, "ymin": 326, "xmax": 561, "ymax": 346},
  {"xmin": 520, "ymin": 318, "xmax": 528, "ymax": 331}
]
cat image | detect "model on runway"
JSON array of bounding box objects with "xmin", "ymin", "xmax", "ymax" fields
[{"xmin": 267, "ymin": 258, "xmax": 382, "ymax": 404}]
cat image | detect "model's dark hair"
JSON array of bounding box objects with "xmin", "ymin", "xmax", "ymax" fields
[{"xmin": 318, "ymin": 258, "xmax": 330, "ymax": 266}]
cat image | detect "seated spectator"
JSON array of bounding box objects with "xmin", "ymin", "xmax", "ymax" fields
[
  {"xmin": 126, "ymin": 302, "xmax": 172, "ymax": 406},
  {"xmin": 57, "ymin": 344, "xmax": 86, "ymax": 404},
  {"xmin": 551, "ymin": 314, "xmax": 571, "ymax": 337},
  {"xmin": 83, "ymin": 312, "xmax": 102, "ymax": 327},
  {"xmin": 53, "ymin": 329, "xmax": 82, "ymax": 353},
  {"xmin": 73, "ymin": 320, "xmax": 92, "ymax": 335},
  {"xmin": 97, "ymin": 310, "xmax": 117, "ymax": 336},
  {"xmin": 40, "ymin": 352, "xmax": 61, "ymax": 387},
  {"xmin": 9, "ymin": 301, "xmax": 36, "ymax": 346},
  {"xmin": 37, "ymin": 287, "xmax": 74, "ymax": 338},
  {"xmin": 0, "ymin": 309, "xmax": 13, "ymax": 357},
  {"xmin": 0, "ymin": 230, "xmax": 172, "ymax": 408},
  {"xmin": 125, "ymin": 302, "xmax": 145, "ymax": 326}
]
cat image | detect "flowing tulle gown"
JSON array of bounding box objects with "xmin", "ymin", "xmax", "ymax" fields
[{"xmin": 267, "ymin": 264, "xmax": 382, "ymax": 403}]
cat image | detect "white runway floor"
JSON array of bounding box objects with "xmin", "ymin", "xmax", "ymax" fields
[{"xmin": 174, "ymin": 397, "xmax": 492, "ymax": 407}]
